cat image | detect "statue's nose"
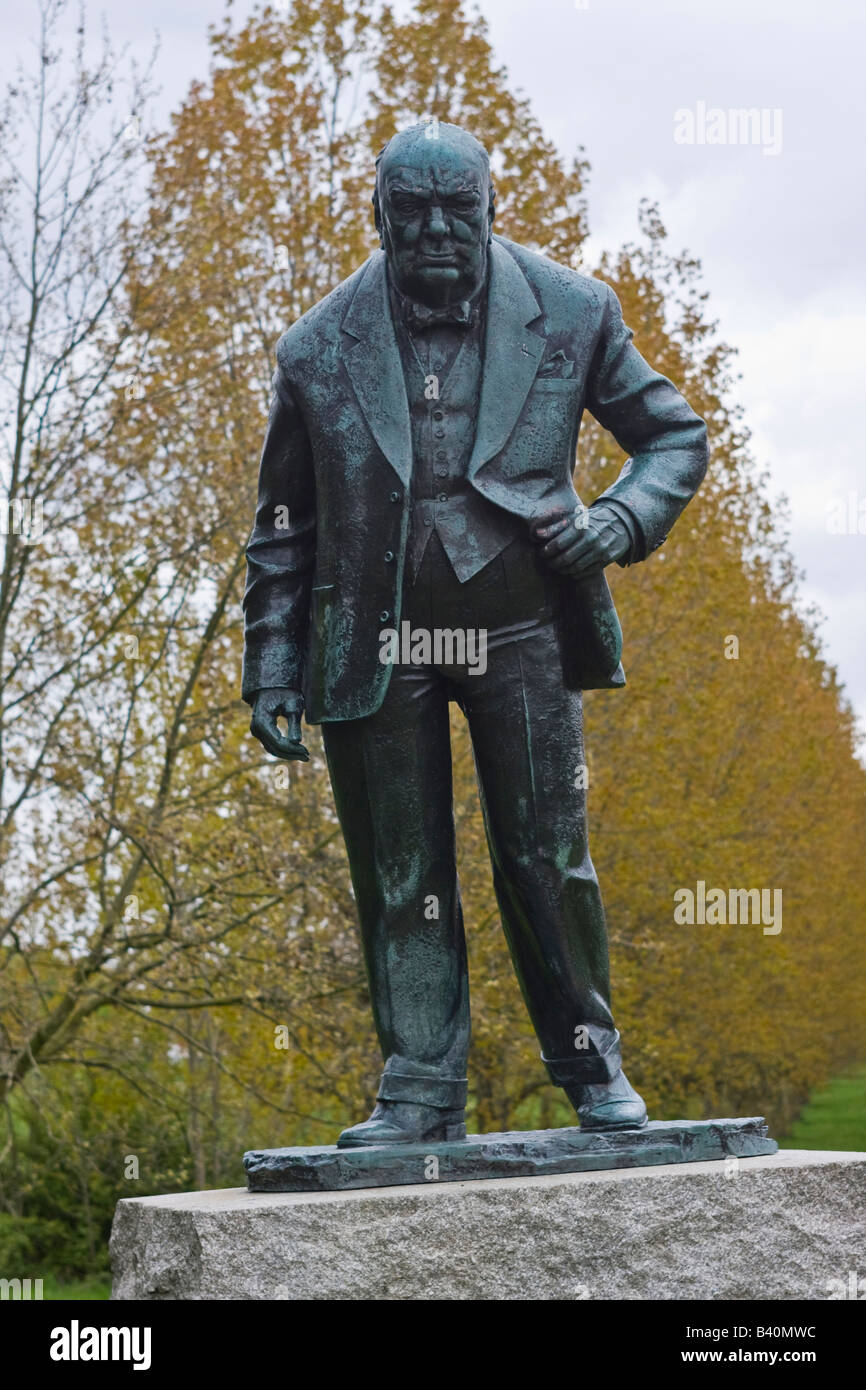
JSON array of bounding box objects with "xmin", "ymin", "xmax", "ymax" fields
[{"xmin": 425, "ymin": 204, "xmax": 448, "ymax": 237}]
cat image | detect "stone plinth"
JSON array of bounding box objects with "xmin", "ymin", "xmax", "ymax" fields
[{"xmin": 110, "ymin": 1149, "xmax": 866, "ymax": 1300}]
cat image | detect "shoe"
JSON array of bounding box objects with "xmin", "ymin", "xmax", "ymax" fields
[
  {"xmin": 337, "ymin": 1100, "xmax": 466, "ymax": 1148},
  {"xmin": 568, "ymin": 1069, "xmax": 648, "ymax": 1131}
]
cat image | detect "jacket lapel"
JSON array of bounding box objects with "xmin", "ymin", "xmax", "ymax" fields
[
  {"xmin": 340, "ymin": 252, "xmax": 412, "ymax": 487},
  {"xmin": 468, "ymin": 239, "xmax": 545, "ymax": 478},
  {"xmin": 339, "ymin": 240, "xmax": 545, "ymax": 488}
]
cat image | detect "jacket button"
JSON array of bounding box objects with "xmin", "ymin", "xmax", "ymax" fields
[
  {"xmin": 432, "ymin": 409, "xmax": 444, "ymax": 420},
  {"xmin": 384, "ymin": 550, "xmax": 394, "ymax": 562},
  {"xmin": 438, "ymin": 492, "xmax": 447, "ymax": 502},
  {"xmin": 389, "ymin": 491, "xmax": 400, "ymax": 502},
  {"xmin": 379, "ymin": 610, "xmax": 390, "ymax": 622}
]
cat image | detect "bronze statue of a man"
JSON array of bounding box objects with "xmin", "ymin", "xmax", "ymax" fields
[{"xmin": 242, "ymin": 122, "xmax": 708, "ymax": 1146}]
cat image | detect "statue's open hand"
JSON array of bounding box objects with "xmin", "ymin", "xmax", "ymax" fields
[
  {"xmin": 249, "ymin": 687, "xmax": 309, "ymax": 762},
  {"xmin": 531, "ymin": 502, "xmax": 631, "ymax": 577}
]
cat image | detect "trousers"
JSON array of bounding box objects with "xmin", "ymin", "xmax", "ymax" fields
[{"xmin": 321, "ymin": 529, "xmax": 621, "ymax": 1109}]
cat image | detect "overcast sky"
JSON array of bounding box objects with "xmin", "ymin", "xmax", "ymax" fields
[{"xmin": 7, "ymin": 0, "xmax": 864, "ymax": 745}]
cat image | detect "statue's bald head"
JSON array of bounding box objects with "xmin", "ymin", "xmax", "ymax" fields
[{"xmin": 372, "ymin": 121, "xmax": 495, "ymax": 308}]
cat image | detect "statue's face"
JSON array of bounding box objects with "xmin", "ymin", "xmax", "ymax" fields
[{"xmin": 377, "ymin": 132, "xmax": 491, "ymax": 307}]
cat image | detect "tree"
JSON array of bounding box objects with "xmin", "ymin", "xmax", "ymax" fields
[{"xmin": 0, "ymin": 0, "xmax": 158, "ymax": 1091}]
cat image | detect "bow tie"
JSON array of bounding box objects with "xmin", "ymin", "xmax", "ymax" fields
[{"xmin": 402, "ymin": 298, "xmax": 475, "ymax": 332}]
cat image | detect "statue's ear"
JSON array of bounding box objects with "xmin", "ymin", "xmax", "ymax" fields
[{"xmin": 372, "ymin": 188, "xmax": 384, "ymax": 247}]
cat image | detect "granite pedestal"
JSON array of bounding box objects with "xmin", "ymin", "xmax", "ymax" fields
[{"xmin": 110, "ymin": 1148, "xmax": 866, "ymax": 1300}]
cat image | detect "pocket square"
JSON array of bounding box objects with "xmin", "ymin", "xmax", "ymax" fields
[{"xmin": 536, "ymin": 349, "xmax": 574, "ymax": 380}]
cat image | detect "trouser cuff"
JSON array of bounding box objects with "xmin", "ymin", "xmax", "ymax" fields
[
  {"xmin": 377, "ymin": 1070, "xmax": 467, "ymax": 1109},
  {"xmin": 542, "ymin": 1027, "xmax": 621, "ymax": 1086}
]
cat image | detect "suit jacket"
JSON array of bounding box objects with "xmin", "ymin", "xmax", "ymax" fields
[{"xmin": 242, "ymin": 234, "xmax": 709, "ymax": 722}]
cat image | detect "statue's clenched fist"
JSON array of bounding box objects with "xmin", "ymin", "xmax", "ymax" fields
[
  {"xmin": 250, "ymin": 687, "xmax": 309, "ymax": 761},
  {"xmin": 531, "ymin": 501, "xmax": 631, "ymax": 577}
]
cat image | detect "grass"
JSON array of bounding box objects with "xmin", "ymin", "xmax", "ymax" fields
[
  {"xmin": 40, "ymin": 1273, "xmax": 110, "ymax": 1300},
  {"xmin": 778, "ymin": 1064, "xmax": 866, "ymax": 1152}
]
